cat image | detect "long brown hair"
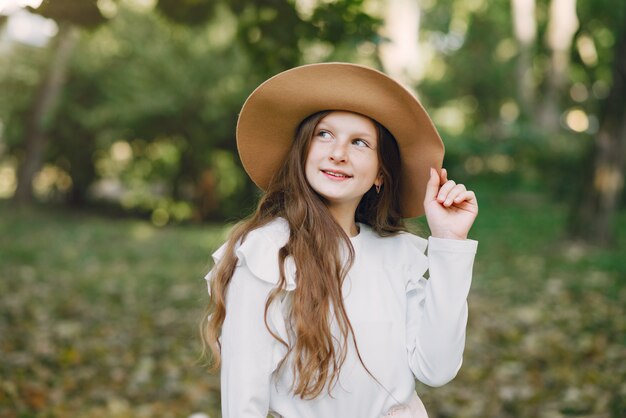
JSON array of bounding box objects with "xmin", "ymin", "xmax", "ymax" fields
[{"xmin": 201, "ymin": 110, "xmax": 406, "ymax": 399}]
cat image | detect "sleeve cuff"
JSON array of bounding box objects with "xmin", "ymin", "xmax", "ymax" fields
[{"xmin": 428, "ymin": 236, "xmax": 478, "ymax": 254}]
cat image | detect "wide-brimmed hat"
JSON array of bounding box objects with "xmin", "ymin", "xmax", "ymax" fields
[{"xmin": 236, "ymin": 62, "xmax": 444, "ymax": 218}]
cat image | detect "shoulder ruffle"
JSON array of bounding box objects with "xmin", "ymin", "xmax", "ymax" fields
[
  {"xmin": 396, "ymin": 232, "xmax": 429, "ymax": 293},
  {"xmin": 206, "ymin": 219, "xmax": 295, "ymax": 372},
  {"xmin": 400, "ymin": 233, "xmax": 430, "ymax": 362},
  {"xmin": 208, "ymin": 218, "xmax": 297, "ymax": 291}
]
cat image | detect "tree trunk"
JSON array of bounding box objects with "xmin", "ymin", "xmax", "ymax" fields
[
  {"xmin": 511, "ymin": 0, "xmax": 536, "ymax": 118},
  {"xmin": 379, "ymin": 0, "xmax": 421, "ymax": 84},
  {"xmin": 568, "ymin": 22, "xmax": 626, "ymax": 247},
  {"xmin": 537, "ymin": 0, "xmax": 578, "ymax": 132},
  {"xmin": 13, "ymin": 23, "xmax": 79, "ymax": 205}
]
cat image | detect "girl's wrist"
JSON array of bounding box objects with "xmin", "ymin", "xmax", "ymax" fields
[{"xmin": 431, "ymin": 232, "xmax": 468, "ymax": 240}]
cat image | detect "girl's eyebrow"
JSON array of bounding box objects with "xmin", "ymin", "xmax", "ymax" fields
[
  {"xmin": 315, "ymin": 121, "xmax": 333, "ymax": 130},
  {"xmin": 316, "ymin": 122, "xmax": 376, "ymax": 140}
]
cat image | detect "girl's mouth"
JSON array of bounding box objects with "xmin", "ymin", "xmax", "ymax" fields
[{"xmin": 322, "ymin": 170, "xmax": 352, "ymax": 179}]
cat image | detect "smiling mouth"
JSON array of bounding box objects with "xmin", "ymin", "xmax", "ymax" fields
[{"xmin": 322, "ymin": 170, "xmax": 352, "ymax": 179}]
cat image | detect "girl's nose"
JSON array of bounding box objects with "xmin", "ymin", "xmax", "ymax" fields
[{"xmin": 329, "ymin": 141, "xmax": 348, "ymax": 162}]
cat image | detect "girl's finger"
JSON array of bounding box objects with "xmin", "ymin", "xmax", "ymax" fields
[
  {"xmin": 452, "ymin": 190, "xmax": 477, "ymax": 206},
  {"xmin": 437, "ymin": 180, "xmax": 457, "ymax": 202},
  {"xmin": 424, "ymin": 168, "xmax": 441, "ymax": 203},
  {"xmin": 440, "ymin": 168, "xmax": 449, "ymax": 185},
  {"xmin": 444, "ymin": 184, "xmax": 468, "ymax": 206}
]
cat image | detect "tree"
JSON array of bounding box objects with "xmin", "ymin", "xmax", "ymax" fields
[
  {"xmin": 155, "ymin": 0, "xmax": 218, "ymax": 26},
  {"xmin": 537, "ymin": 0, "xmax": 579, "ymax": 132},
  {"xmin": 568, "ymin": 9, "xmax": 626, "ymax": 246},
  {"xmin": 13, "ymin": 0, "xmax": 106, "ymax": 204},
  {"xmin": 379, "ymin": 0, "xmax": 421, "ymax": 84},
  {"xmin": 152, "ymin": 0, "xmax": 382, "ymax": 219},
  {"xmin": 4, "ymin": 0, "xmax": 387, "ymax": 220},
  {"xmin": 511, "ymin": 0, "xmax": 537, "ymax": 118}
]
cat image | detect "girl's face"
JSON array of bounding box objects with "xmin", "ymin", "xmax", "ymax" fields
[{"xmin": 305, "ymin": 111, "xmax": 381, "ymax": 215}]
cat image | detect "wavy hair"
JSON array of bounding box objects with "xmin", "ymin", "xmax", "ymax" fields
[{"xmin": 201, "ymin": 110, "xmax": 406, "ymax": 399}]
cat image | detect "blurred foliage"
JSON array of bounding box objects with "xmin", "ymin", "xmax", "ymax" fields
[
  {"xmin": 1, "ymin": 182, "xmax": 624, "ymax": 417},
  {"xmin": 4, "ymin": 4, "xmax": 254, "ymax": 219},
  {"xmin": 1, "ymin": 0, "xmax": 382, "ymax": 222},
  {"xmin": 416, "ymin": 0, "xmax": 626, "ymax": 212},
  {"xmin": 156, "ymin": 0, "xmax": 219, "ymax": 26},
  {"xmin": 28, "ymin": 0, "xmax": 106, "ymax": 28},
  {"xmin": 0, "ymin": 0, "xmax": 624, "ymax": 222},
  {"xmin": 310, "ymin": 0, "xmax": 381, "ymax": 44}
]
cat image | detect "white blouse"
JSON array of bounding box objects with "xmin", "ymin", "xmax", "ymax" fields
[{"xmin": 205, "ymin": 218, "xmax": 478, "ymax": 418}]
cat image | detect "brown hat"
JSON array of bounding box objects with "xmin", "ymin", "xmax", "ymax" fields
[{"xmin": 236, "ymin": 62, "xmax": 444, "ymax": 218}]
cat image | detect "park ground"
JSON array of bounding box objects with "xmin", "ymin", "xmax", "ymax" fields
[{"xmin": 1, "ymin": 179, "xmax": 625, "ymax": 418}]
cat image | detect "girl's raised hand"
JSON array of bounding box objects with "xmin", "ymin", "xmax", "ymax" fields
[{"xmin": 423, "ymin": 168, "xmax": 478, "ymax": 240}]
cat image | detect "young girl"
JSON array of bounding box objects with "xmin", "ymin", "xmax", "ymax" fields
[{"xmin": 202, "ymin": 63, "xmax": 479, "ymax": 418}]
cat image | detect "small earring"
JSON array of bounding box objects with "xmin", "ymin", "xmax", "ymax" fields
[{"xmin": 375, "ymin": 184, "xmax": 381, "ymax": 194}]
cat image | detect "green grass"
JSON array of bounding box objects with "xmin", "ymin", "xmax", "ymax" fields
[
  {"xmin": 1, "ymin": 183, "xmax": 625, "ymax": 418},
  {"xmin": 0, "ymin": 204, "xmax": 229, "ymax": 418}
]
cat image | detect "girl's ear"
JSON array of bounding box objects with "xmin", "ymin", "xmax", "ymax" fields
[{"xmin": 374, "ymin": 173, "xmax": 383, "ymax": 187}]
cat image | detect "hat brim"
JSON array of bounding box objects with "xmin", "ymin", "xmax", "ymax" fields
[{"xmin": 236, "ymin": 62, "xmax": 444, "ymax": 218}]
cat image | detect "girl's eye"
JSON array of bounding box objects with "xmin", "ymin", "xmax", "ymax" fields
[
  {"xmin": 353, "ymin": 138, "xmax": 369, "ymax": 147},
  {"xmin": 317, "ymin": 130, "xmax": 332, "ymax": 140}
]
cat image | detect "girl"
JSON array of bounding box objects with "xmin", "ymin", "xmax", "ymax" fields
[{"xmin": 202, "ymin": 63, "xmax": 479, "ymax": 418}]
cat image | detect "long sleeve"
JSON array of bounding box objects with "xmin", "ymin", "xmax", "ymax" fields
[
  {"xmin": 209, "ymin": 219, "xmax": 294, "ymax": 417},
  {"xmin": 220, "ymin": 264, "xmax": 278, "ymax": 417},
  {"xmin": 406, "ymin": 236, "xmax": 478, "ymax": 387}
]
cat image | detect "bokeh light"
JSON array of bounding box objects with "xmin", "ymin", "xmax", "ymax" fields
[{"xmin": 565, "ymin": 108, "xmax": 590, "ymax": 133}]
